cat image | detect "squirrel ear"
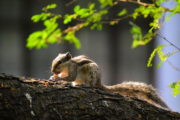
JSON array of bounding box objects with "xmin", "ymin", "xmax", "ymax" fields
[{"xmin": 66, "ymin": 52, "xmax": 72, "ymax": 60}]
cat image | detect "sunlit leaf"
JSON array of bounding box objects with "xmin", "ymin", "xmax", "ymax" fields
[
  {"xmin": 89, "ymin": 3, "xmax": 95, "ymax": 10},
  {"xmin": 74, "ymin": 5, "xmax": 80, "ymax": 13},
  {"xmin": 31, "ymin": 15, "xmax": 41, "ymax": 22},
  {"xmin": 44, "ymin": 20, "xmax": 51, "ymax": 27},
  {"xmin": 97, "ymin": 24, "xmax": 103, "ymax": 30},
  {"xmin": 118, "ymin": 9, "xmax": 127, "ymax": 16},
  {"xmin": 170, "ymin": 81, "xmax": 180, "ymax": 97},
  {"xmin": 110, "ymin": 21, "xmax": 115, "ymax": 25},
  {"xmin": 90, "ymin": 23, "xmax": 97, "ymax": 30},
  {"xmin": 46, "ymin": 4, "xmax": 57, "ymax": 9},
  {"xmin": 147, "ymin": 44, "xmax": 165, "ymax": 67}
]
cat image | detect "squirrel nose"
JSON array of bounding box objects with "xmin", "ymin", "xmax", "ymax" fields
[
  {"xmin": 51, "ymin": 68, "xmax": 55, "ymax": 73},
  {"xmin": 51, "ymin": 68, "xmax": 60, "ymax": 74}
]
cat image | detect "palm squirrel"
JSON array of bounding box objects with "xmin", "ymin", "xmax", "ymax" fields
[{"xmin": 50, "ymin": 52, "xmax": 170, "ymax": 109}]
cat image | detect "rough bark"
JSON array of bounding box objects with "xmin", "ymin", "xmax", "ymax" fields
[{"xmin": 0, "ymin": 73, "xmax": 180, "ymax": 120}]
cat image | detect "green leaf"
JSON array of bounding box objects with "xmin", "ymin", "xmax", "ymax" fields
[
  {"xmin": 166, "ymin": 15, "xmax": 171, "ymax": 21},
  {"xmin": 99, "ymin": 10, "xmax": 108, "ymax": 14},
  {"xmin": 131, "ymin": 39, "xmax": 140, "ymax": 49},
  {"xmin": 48, "ymin": 29, "xmax": 61, "ymax": 44},
  {"xmin": 31, "ymin": 14, "xmax": 41, "ymax": 22},
  {"xmin": 147, "ymin": 48, "xmax": 158, "ymax": 67},
  {"xmin": 27, "ymin": 31, "xmax": 42, "ymax": 49},
  {"xmin": 63, "ymin": 14, "xmax": 74, "ymax": 24},
  {"xmin": 89, "ymin": 3, "xmax": 95, "ymax": 10},
  {"xmin": 156, "ymin": 46, "xmax": 167, "ymax": 68},
  {"xmin": 156, "ymin": 0, "xmax": 164, "ymax": 6},
  {"xmin": 170, "ymin": 81, "xmax": 180, "ymax": 97},
  {"xmin": 166, "ymin": 11, "xmax": 176, "ymax": 21},
  {"xmin": 129, "ymin": 21, "xmax": 143, "ymax": 48},
  {"xmin": 80, "ymin": 13, "xmax": 90, "ymax": 18},
  {"xmin": 46, "ymin": 4, "xmax": 57, "ymax": 9},
  {"xmin": 97, "ymin": 24, "xmax": 103, "ymax": 30},
  {"xmin": 27, "ymin": 31, "xmax": 42, "ymax": 40},
  {"xmin": 99, "ymin": 0, "xmax": 113, "ymax": 8},
  {"xmin": 110, "ymin": 21, "xmax": 115, "ymax": 25},
  {"xmin": 44, "ymin": 20, "xmax": 51, "ymax": 27},
  {"xmin": 31, "ymin": 13, "xmax": 49, "ymax": 22},
  {"xmin": 41, "ymin": 31, "xmax": 48, "ymax": 40},
  {"xmin": 170, "ymin": 82, "xmax": 176, "ymax": 89},
  {"xmin": 77, "ymin": 9, "xmax": 89, "ymax": 16},
  {"xmin": 147, "ymin": 44, "xmax": 165, "ymax": 67},
  {"xmin": 132, "ymin": 12, "xmax": 138, "ymax": 19},
  {"xmin": 129, "ymin": 22, "xmax": 141, "ymax": 35},
  {"xmin": 84, "ymin": 22, "xmax": 90, "ymax": 26},
  {"xmin": 64, "ymin": 31, "xmax": 81, "ymax": 49},
  {"xmin": 157, "ymin": 61, "xmax": 163, "ymax": 68},
  {"xmin": 72, "ymin": 37, "xmax": 81, "ymax": 49},
  {"xmin": 74, "ymin": 5, "xmax": 80, "ymax": 13},
  {"xmin": 90, "ymin": 23, "xmax": 97, "ymax": 30},
  {"xmin": 118, "ymin": 9, "xmax": 127, "ymax": 16}
]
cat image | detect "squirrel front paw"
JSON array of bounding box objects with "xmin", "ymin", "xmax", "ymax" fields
[
  {"xmin": 49, "ymin": 73, "xmax": 62, "ymax": 81},
  {"xmin": 49, "ymin": 75, "xmax": 60, "ymax": 81},
  {"xmin": 49, "ymin": 76, "xmax": 55, "ymax": 81}
]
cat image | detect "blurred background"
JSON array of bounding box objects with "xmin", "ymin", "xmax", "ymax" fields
[{"xmin": 0, "ymin": 0, "xmax": 180, "ymax": 112}]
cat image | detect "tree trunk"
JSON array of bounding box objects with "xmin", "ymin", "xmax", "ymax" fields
[{"xmin": 0, "ymin": 73, "xmax": 180, "ymax": 120}]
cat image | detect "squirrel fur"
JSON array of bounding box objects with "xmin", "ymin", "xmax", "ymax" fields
[{"xmin": 50, "ymin": 52, "xmax": 170, "ymax": 109}]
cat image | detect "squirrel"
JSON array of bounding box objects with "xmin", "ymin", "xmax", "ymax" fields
[{"xmin": 50, "ymin": 52, "xmax": 170, "ymax": 109}]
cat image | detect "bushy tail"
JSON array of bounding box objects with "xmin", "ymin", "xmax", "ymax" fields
[{"xmin": 100, "ymin": 81, "xmax": 170, "ymax": 109}]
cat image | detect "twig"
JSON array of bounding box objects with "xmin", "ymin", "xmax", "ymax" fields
[
  {"xmin": 66, "ymin": 0, "xmax": 77, "ymax": 6},
  {"xmin": 62, "ymin": 23, "xmax": 85, "ymax": 34},
  {"xmin": 156, "ymin": 33, "xmax": 180, "ymax": 51},
  {"xmin": 167, "ymin": 60, "xmax": 180, "ymax": 71},
  {"xmin": 117, "ymin": 0, "xmax": 154, "ymax": 6}
]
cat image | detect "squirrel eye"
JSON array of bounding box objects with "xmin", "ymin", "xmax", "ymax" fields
[{"xmin": 58, "ymin": 61, "xmax": 62, "ymax": 64}]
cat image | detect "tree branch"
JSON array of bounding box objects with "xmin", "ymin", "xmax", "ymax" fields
[{"xmin": 0, "ymin": 73, "xmax": 180, "ymax": 119}]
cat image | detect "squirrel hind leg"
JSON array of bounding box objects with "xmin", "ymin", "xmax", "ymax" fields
[
  {"xmin": 79, "ymin": 62, "xmax": 101, "ymax": 87},
  {"xmin": 89, "ymin": 63, "xmax": 101, "ymax": 87}
]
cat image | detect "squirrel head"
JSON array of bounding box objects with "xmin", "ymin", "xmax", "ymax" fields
[{"xmin": 51, "ymin": 52, "xmax": 72, "ymax": 74}]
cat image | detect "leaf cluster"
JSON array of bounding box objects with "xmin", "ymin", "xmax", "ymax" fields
[
  {"xmin": 27, "ymin": 3, "xmax": 109, "ymax": 49},
  {"xmin": 170, "ymin": 81, "xmax": 180, "ymax": 97}
]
